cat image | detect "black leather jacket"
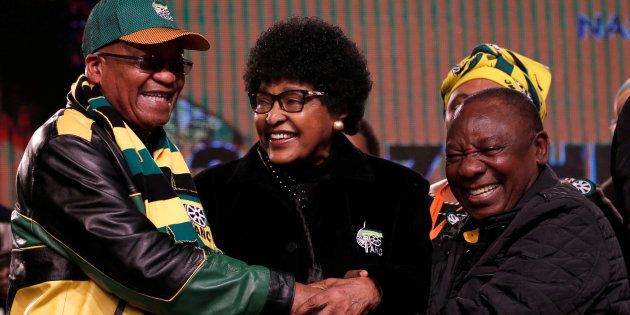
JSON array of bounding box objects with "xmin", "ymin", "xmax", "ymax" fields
[{"xmin": 10, "ymin": 104, "xmax": 293, "ymax": 314}]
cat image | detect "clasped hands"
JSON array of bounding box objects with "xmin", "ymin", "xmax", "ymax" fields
[{"xmin": 291, "ymin": 270, "xmax": 382, "ymax": 315}]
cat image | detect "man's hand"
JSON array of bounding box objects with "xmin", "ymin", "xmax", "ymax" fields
[
  {"xmin": 292, "ymin": 282, "xmax": 325, "ymax": 314},
  {"xmin": 344, "ymin": 269, "xmax": 369, "ymax": 279},
  {"xmin": 293, "ymin": 276, "xmax": 382, "ymax": 315}
]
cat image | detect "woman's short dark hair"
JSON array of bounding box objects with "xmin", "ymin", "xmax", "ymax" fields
[
  {"xmin": 244, "ymin": 16, "xmax": 372, "ymax": 135},
  {"xmin": 356, "ymin": 119, "xmax": 381, "ymax": 156}
]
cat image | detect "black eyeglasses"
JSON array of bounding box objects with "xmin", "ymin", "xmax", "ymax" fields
[
  {"xmin": 94, "ymin": 52, "xmax": 193, "ymax": 75},
  {"xmin": 248, "ymin": 89, "xmax": 325, "ymax": 114}
]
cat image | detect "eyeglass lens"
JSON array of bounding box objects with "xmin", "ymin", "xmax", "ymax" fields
[
  {"xmin": 251, "ymin": 90, "xmax": 309, "ymax": 114},
  {"xmin": 140, "ymin": 56, "xmax": 192, "ymax": 75},
  {"xmin": 96, "ymin": 52, "xmax": 192, "ymax": 75}
]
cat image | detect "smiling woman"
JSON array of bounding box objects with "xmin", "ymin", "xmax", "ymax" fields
[
  {"xmin": 194, "ymin": 16, "xmax": 432, "ymax": 314},
  {"xmin": 253, "ymin": 81, "xmax": 335, "ymax": 166}
]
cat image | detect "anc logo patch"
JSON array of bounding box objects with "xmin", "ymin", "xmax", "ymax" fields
[
  {"xmin": 356, "ymin": 222, "xmax": 383, "ymax": 256},
  {"xmin": 570, "ymin": 178, "xmax": 595, "ymax": 197},
  {"xmin": 183, "ymin": 204, "xmax": 219, "ymax": 251},
  {"xmin": 446, "ymin": 212, "xmax": 460, "ymax": 225},
  {"xmin": 562, "ymin": 177, "xmax": 595, "ymax": 197},
  {"xmin": 451, "ymin": 65, "xmax": 462, "ymax": 75},
  {"xmin": 185, "ymin": 204, "xmax": 207, "ymax": 227}
]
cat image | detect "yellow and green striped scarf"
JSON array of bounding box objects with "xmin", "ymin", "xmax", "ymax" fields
[{"xmin": 67, "ymin": 75, "xmax": 218, "ymax": 251}]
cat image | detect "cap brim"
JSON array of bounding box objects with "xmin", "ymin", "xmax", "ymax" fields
[{"xmin": 120, "ymin": 27, "xmax": 210, "ymax": 51}]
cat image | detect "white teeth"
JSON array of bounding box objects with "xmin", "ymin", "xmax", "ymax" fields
[
  {"xmin": 469, "ymin": 184, "xmax": 498, "ymax": 196},
  {"xmin": 270, "ymin": 133, "xmax": 294, "ymax": 140},
  {"xmin": 142, "ymin": 93, "xmax": 170, "ymax": 101}
]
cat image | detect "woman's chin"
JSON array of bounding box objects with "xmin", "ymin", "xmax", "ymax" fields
[{"xmin": 268, "ymin": 151, "xmax": 298, "ymax": 165}]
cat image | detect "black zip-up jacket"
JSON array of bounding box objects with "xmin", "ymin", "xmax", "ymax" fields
[{"xmin": 428, "ymin": 166, "xmax": 630, "ymax": 314}]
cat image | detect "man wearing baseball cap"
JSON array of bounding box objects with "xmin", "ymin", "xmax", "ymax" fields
[{"xmin": 9, "ymin": 1, "xmax": 311, "ymax": 313}]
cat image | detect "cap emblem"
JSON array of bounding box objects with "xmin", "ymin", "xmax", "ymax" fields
[{"xmin": 152, "ymin": 0, "xmax": 174, "ymax": 21}]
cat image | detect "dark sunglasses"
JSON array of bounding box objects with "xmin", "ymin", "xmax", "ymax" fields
[{"xmin": 94, "ymin": 52, "xmax": 193, "ymax": 75}]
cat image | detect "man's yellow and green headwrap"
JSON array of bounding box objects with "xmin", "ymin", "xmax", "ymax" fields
[{"xmin": 441, "ymin": 44, "xmax": 552, "ymax": 120}]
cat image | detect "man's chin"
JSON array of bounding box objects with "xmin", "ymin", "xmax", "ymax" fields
[
  {"xmin": 140, "ymin": 116, "xmax": 172, "ymax": 130},
  {"xmin": 465, "ymin": 205, "xmax": 503, "ymax": 221}
]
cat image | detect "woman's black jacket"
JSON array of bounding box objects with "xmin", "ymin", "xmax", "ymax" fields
[{"xmin": 195, "ymin": 135, "xmax": 432, "ymax": 314}]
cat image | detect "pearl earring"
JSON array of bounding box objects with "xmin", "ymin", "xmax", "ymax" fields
[{"xmin": 333, "ymin": 120, "xmax": 345, "ymax": 131}]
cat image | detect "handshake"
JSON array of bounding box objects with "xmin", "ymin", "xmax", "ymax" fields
[{"xmin": 291, "ymin": 270, "xmax": 382, "ymax": 315}]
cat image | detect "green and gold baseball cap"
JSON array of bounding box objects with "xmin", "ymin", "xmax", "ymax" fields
[{"xmin": 82, "ymin": 0, "xmax": 210, "ymax": 57}]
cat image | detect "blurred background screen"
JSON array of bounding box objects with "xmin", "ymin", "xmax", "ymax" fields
[{"xmin": 0, "ymin": 0, "xmax": 628, "ymax": 208}]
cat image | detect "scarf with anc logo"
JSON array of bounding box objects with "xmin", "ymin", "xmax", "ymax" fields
[
  {"xmin": 441, "ymin": 43, "xmax": 552, "ymax": 120},
  {"xmin": 67, "ymin": 75, "xmax": 218, "ymax": 251}
]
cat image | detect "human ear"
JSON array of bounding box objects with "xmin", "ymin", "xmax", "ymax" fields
[
  {"xmin": 533, "ymin": 131, "xmax": 550, "ymax": 165},
  {"xmin": 84, "ymin": 54, "xmax": 103, "ymax": 84}
]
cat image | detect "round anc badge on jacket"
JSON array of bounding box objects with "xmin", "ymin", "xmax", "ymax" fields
[
  {"xmin": 561, "ymin": 177, "xmax": 595, "ymax": 198},
  {"xmin": 356, "ymin": 222, "xmax": 383, "ymax": 256}
]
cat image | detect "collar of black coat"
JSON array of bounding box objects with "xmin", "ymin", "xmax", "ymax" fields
[
  {"xmin": 512, "ymin": 165, "xmax": 559, "ymax": 211},
  {"xmin": 227, "ymin": 133, "xmax": 375, "ymax": 184},
  {"xmin": 461, "ymin": 165, "xmax": 561, "ymax": 244}
]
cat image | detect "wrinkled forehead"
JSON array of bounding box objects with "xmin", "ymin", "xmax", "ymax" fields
[
  {"xmin": 447, "ymin": 101, "xmax": 521, "ymax": 141},
  {"xmin": 444, "ymin": 79, "xmax": 505, "ymax": 128}
]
